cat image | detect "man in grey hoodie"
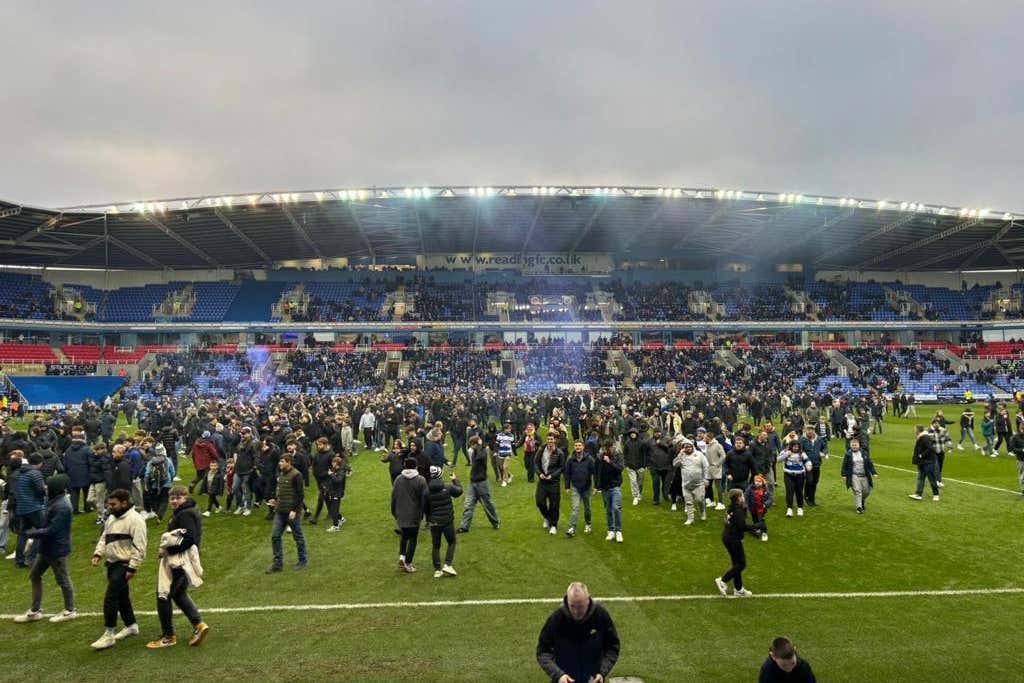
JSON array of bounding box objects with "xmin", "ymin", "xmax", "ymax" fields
[
  {"xmin": 674, "ymin": 440, "xmax": 709, "ymax": 526},
  {"xmin": 391, "ymin": 457, "xmax": 427, "ymax": 573}
]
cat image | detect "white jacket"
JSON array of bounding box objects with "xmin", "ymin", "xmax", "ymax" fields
[{"xmin": 157, "ymin": 529, "xmax": 204, "ymax": 599}]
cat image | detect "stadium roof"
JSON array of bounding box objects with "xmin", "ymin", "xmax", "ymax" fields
[{"xmin": 1, "ymin": 186, "xmax": 1020, "ymax": 271}]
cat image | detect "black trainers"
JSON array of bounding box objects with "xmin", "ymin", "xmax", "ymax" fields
[
  {"xmin": 295, "ymin": 561, "xmax": 308, "ymax": 571},
  {"xmin": 266, "ymin": 564, "xmax": 283, "ymax": 574},
  {"xmin": 456, "ymin": 527, "xmax": 468, "ymax": 534}
]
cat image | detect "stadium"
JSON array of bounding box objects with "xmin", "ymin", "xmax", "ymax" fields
[
  {"xmin": 2, "ymin": 3, "xmax": 1023, "ymax": 681},
  {"xmin": 1, "ymin": 181, "xmax": 1023, "ymax": 682}
]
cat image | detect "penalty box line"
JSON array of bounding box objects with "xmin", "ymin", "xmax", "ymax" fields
[
  {"xmin": 4, "ymin": 587, "xmax": 1023, "ymax": 619},
  {"xmin": 873, "ymin": 463, "xmax": 1022, "ymax": 495}
]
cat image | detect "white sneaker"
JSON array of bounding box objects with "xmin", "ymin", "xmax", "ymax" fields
[
  {"xmin": 671, "ymin": 503, "xmax": 678, "ymax": 511},
  {"xmin": 606, "ymin": 531, "xmax": 615, "ymax": 541},
  {"xmin": 542, "ymin": 519, "xmax": 550, "ymax": 529},
  {"xmin": 974, "ymin": 444, "xmax": 981, "ymax": 450},
  {"xmin": 584, "ymin": 524, "xmax": 592, "ymax": 534},
  {"xmin": 957, "ymin": 445, "xmax": 964, "ymax": 451},
  {"xmin": 796, "ymin": 508, "xmax": 804, "ymax": 517},
  {"xmin": 49, "ymin": 609, "xmax": 78, "ymax": 623},
  {"xmin": 615, "ymin": 531, "xmax": 623, "ymax": 543},
  {"xmin": 549, "ymin": 526, "xmax": 557, "ymax": 536},
  {"xmin": 13, "ymin": 610, "xmax": 43, "ymax": 623},
  {"xmin": 734, "ymin": 588, "xmax": 753, "ymax": 597},
  {"xmin": 990, "ymin": 453, "xmax": 998, "ymax": 458},
  {"xmin": 700, "ymin": 511, "xmax": 706, "ymax": 521},
  {"xmin": 786, "ymin": 508, "xmax": 794, "ymax": 517},
  {"xmin": 114, "ymin": 623, "xmax": 139, "ymax": 641},
  {"xmin": 909, "ymin": 494, "xmax": 923, "ymax": 500},
  {"xmin": 234, "ymin": 508, "xmax": 243, "ymax": 515},
  {"xmin": 433, "ymin": 570, "xmax": 443, "ymax": 578},
  {"xmin": 566, "ymin": 527, "xmax": 576, "ymax": 537},
  {"xmin": 202, "ymin": 511, "xmax": 211, "ymax": 517},
  {"xmin": 501, "ymin": 481, "xmax": 507, "ymax": 487},
  {"xmin": 761, "ymin": 532, "xmax": 768, "ymax": 542},
  {"xmin": 173, "ymin": 476, "xmax": 182, "ymax": 482},
  {"xmin": 704, "ymin": 498, "xmax": 713, "ymax": 507},
  {"xmin": 684, "ymin": 517, "xmax": 694, "ymax": 526},
  {"xmin": 326, "ymin": 525, "xmax": 339, "ymax": 532},
  {"xmin": 242, "ymin": 509, "xmax": 251, "ymax": 517},
  {"xmin": 632, "ymin": 497, "xmax": 639, "ymax": 506},
  {"xmin": 441, "ymin": 564, "xmax": 457, "ymax": 576},
  {"xmin": 714, "ymin": 577, "xmax": 728, "ymax": 596},
  {"xmin": 933, "ymin": 495, "xmax": 941, "ymax": 502},
  {"xmin": 5, "ymin": 552, "xmax": 16, "ymax": 560},
  {"xmin": 91, "ymin": 632, "xmax": 117, "ymax": 650},
  {"xmin": 937, "ymin": 482, "xmax": 944, "ymax": 488},
  {"xmin": 715, "ymin": 502, "xmax": 725, "ymax": 511}
]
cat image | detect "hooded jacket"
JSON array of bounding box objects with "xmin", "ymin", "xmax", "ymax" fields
[
  {"xmin": 423, "ymin": 476, "xmax": 463, "ymax": 525},
  {"xmin": 26, "ymin": 485, "xmax": 73, "ymax": 557},
  {"xmin": 536, "ymin": 597, "xmax": 621, "ymax": 683},
  {"xmin": 391, "ymin": 468, "xmax": 428, "ymax": 527},
  {"xmin": 62, "ymin": 440, "xmax": 93, "ymax": 489},
  {"xmin": 191, "ymin": 438, "xmax": 217, "ymax": 472}
]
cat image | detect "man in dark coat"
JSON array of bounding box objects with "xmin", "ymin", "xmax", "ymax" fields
[
  {"xmin": 536, "ymin": 582, "xmax": 620, "ymax": 683},
  {"xmin": 63, "ymin": 429, "xmax": 93, "ymax": 513}
]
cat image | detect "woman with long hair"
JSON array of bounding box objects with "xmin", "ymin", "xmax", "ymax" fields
[{"xmin": 714, "ymin": 488, "xmax": 761, "ymax": 598}]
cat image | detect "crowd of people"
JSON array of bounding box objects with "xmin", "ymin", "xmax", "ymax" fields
[{"xmin": 1, "ymin": 359, "xmax": 1020, "ymax": 676}]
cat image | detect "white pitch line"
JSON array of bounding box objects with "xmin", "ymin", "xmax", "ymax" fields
[
  {"xmin": 874, "ymin": 463, "xmax": 1022, "ymax": 495},
  {"xmin": 4, "ymin": 587, "xmax": 1022, "ymax": 620}
]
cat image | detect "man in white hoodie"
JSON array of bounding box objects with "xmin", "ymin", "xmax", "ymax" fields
[
  {"xmin": 674, "ymin": 440, "xmax": 709, "ymax": 526},
  {"xmin": 359, "ymin": 408, "xmax": 379, "ymax": 452}
]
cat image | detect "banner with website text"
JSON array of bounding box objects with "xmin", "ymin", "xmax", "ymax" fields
[{"xmin": 420, "ymin": 252, "xmax": 613, "ymax": 274}]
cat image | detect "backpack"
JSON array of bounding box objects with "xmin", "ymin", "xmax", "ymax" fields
[{"xmin": 146, "ymin": 460, "xmax": 168, "ymax": 492}]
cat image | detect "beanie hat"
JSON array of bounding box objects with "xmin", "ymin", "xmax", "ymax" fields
[
  {"xmin": 202, "ymin": 430, "xmax": 211, "ymax": 439},
  {"xmin": 429, "ymin": 466, "xmax": 443, "ymax": 480},
  {"xmin": 46, "ymin": 473, "xmax": 70, "ymax": 496}
]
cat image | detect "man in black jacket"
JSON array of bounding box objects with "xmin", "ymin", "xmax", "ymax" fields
[
  {"xmin": 146, "ymin": 487, "xmax": 209, "ymax": 649},
  {"xmin": 534, "ymin": 434, "xmax": 565, "ymax": 535},
  {"xmin": 536, "ymin": 582, "xmax": 620, "ymax": 683},
  {"xmin": 758, "ymin": 636, "xmax": 816, "ymax": 682}
]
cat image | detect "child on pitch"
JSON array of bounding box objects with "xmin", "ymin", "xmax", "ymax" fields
[
  {"xmin": 202, "ymin": 462, "xmax": 224, "ymax": 518},
  {"xmin": 745, "ymin": 474, "xmax": 773, "ymax": 542}
]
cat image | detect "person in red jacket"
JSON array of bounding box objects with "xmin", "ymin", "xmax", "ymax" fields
[{"xmin": 188, "ymin": 432, "xmax": 217, "ymax": 495}]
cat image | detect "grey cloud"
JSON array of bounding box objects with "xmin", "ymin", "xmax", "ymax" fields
[{"xmin": 1, "ymin": 1, "xmax": 1021, "ymax": 211}]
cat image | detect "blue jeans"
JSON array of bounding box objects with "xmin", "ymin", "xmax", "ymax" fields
[
  {"xmin": 232, "ymin": 473, "xmax": 252, "ymax": 510},
  {"xmin": 569, "ymin": 488, "xmax": 592, "ymax": 528},
  {"xmin": 602, "ymin": 487, "xmax": 622, "ymax": 532},
  {"xmin": 271, "ymin": 511, "xmax": 307, "ymax": 566},
  {"xmin": 460, "ymin": 480, "xmax": 500, "ymax": 530}
]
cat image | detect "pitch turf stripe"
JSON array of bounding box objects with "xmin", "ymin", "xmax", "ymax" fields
[
  {"xmin": 874, "ymin": 463, "xmax": 1022, "ymax": 495},
  {"xmin": 6, "ymin": 587, "xmax": 1024, "ymax": 619}
]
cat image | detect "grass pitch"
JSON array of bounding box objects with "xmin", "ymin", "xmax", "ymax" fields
[{"xmin": 0, "ymin": 405, "xmax": 1021, "ymax": 682}]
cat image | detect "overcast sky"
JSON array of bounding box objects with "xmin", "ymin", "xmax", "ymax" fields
[{"xmin": 1, "ymin": 1, "xmax": 1021, "ymax": 211}]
